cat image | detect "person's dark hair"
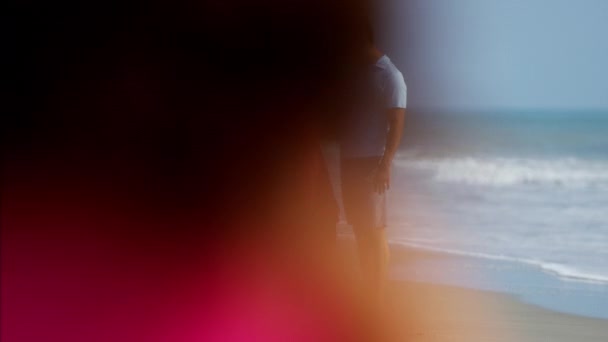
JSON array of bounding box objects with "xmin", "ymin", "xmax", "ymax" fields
[{"xmin": 366, "ymin": 20, "xmax": 374, "ymax": 44}]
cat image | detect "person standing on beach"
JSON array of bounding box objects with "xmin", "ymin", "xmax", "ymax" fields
[{"xmin": 340, "ymin": 25, "xmax": 406, "ymax": 300}]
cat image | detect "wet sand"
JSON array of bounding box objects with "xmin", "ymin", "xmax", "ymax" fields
[
  {"xmin": 338, "ymin": 239, "xmax": 608, "ymax": 342},
  {"xmin": 383, "ymin": 279, "xmax": 608, "ymax": 342}
]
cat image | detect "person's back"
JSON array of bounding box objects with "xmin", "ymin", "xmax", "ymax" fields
[{"xmin": 341, "ymin": 55, "xmax": 406, "ymax": 159}]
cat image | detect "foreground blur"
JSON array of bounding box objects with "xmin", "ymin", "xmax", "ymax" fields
[{"xmin": 3, "ymin": 1, "xmax": 511, "ymax": 341}]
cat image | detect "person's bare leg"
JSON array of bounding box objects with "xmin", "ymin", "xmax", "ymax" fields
[
  {"xmin": 354, "ymin": 228, "xmax": 390, "ymax": 303},
  {"xmin": 370, "ymin": 229, "xmax": 390, "ymax": 302}
]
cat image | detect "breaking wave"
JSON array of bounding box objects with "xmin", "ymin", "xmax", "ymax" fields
[{"xmin": 395, "ymin": 157, "xmax": 608, "ymax": 187}]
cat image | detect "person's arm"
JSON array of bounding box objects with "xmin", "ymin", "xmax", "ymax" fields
[
  {"xmin": 374, "ymin": 65, "xmax": 407, "ymax": 194},
  {"xmin": 374, "ymin": 108, "xmax": 405, "ymax": 193}
]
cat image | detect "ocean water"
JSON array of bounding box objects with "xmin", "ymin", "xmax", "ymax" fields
[{"xmin": 383, "ymin": 110, "xmax": 608, "ymax": 318}]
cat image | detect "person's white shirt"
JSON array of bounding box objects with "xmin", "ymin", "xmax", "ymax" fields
[{"xmin": 340, "ymin": 55, "xmax": 407, "ymax": 158}]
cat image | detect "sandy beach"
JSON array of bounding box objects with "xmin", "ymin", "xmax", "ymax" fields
[
  {"xmin": 338, "ymin": 240, "xmax": 608, "ymax": 342},
  {"xmin": 384, "ymin": 279, "xmax": 608, "ymax": 342}
]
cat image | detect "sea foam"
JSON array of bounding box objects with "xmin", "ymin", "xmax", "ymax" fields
[
  {"xmin": 388, "ymin": 239, "xmax": 608, "ymax": 284},
  {"xmin": 395, "ymin": 157, "xmax": 608, "ymax": 187}
]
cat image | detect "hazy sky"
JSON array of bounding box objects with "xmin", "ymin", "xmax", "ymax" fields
[{"xmin": 379, "ymin": 0, "xmax": 608, "ymax": 110}]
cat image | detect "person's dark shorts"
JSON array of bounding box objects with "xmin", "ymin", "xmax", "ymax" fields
[{"xmin": 340, "ymin": 157, "xmax": 387, "ymax": 230}]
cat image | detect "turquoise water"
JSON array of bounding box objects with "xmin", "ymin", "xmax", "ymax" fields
[
  {"xmin": 399, "ymin": 110, "xmax": 608, "ymax": 159},
  {"xmin": 387, "ymin": 110, "xmax": 608, "ymax": 318}
]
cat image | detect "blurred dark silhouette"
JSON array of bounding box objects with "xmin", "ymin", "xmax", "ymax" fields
[{"xmin": 3, "ymin": 1, "xmax": 380, "ymax": 341}]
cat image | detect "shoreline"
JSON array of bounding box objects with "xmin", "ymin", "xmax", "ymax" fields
[
  {"xmin": 337, "ymin": 238, "xmax": 608, "ymax": 341},
  {"xmin": 388, "ymin": 241, "xmax": 608, "ymax": 320},
  {"xmin": 338, "ymin": 232, "xmax": 608, "ymax": 319},
  {"xmin": 384, "ymin": 278, "xmax": 608, "ymax": 342}
]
